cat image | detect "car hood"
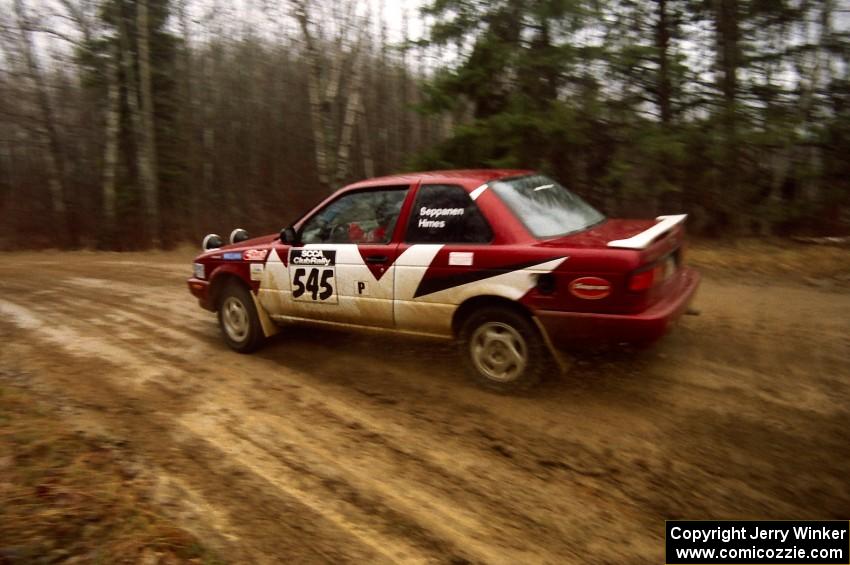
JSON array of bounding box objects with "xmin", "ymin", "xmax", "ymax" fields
[{"xmin": 536, "ymin": 219, "xmax": 656, "ymax": 249}]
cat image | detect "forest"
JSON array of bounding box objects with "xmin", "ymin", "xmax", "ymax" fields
[{"xmin": 0, "ymin": 0, "xmax": 847, "ymax": 249}]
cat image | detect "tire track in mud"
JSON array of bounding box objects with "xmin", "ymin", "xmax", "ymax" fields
[
  {"xmin": 0, "ymin": 311, "xmax": 527, "ymax": 561},
  {"xmin": 0, "ymin": 275, "xmax": 568, "ymax": 561},
  {"xmin": 1, "ymin": 277, "xmax": 602, "ymax": 561},
  {"xmin": 0, "ymin": 324, "xmax": 407, "ymax": 564},
  {"xmin": 182, "ymin": 396, "xmax": 591, "ymax": 563},
  {"xmin": 1, "ymin": 256, "xmax": 849, "ymax": 563},
  {"xmin": 0, "ymin": 267, "xmax": 650, "ymax": 561},
  {"xmin": 0, "ymin": 294, "xmax": 695, "ymax": 560},
  {"xmin": 181, "ymin": 411, "xmax": 464, "ymax": 564},
  {"xmin": 1, "ymin": 275, "xmax": 213, "ymax": 354}
]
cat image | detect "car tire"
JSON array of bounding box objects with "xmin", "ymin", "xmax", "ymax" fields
[
  {"xmin": 459, "ymin": 306, "xmax": 546, "ymax": 392},
  {"xmin": 217, "ymin": 282, "xmax": 265, "ymax": 353}
]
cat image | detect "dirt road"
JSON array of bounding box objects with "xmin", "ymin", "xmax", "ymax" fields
[{"xmin": 1, "ymin": 250, "xmax": 848, "ymax": 563}]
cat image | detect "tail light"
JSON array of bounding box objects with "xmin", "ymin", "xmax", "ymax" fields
[{"xmin": 628, "ymin": 264, "xmax": 663, "ymax": 292}]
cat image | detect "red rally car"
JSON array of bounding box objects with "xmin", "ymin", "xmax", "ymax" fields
[{"xmin": 187, "ymin": 170, "xmax": 700, "ymax": 392}]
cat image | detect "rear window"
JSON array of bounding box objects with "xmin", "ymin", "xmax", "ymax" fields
[{"xmin": 489, "ymin": 175, "xmax": 604, "ymax": 238}]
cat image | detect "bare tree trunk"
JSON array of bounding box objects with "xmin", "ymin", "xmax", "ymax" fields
[
  {"xmin": 321, "ymin": 0, "xmax": 353, "ymax": 105},
  {"xmin": 120, "ymin": 12, "xmax": 140, "ymax": 158},
  {"xmin": 378, "ymin": 7, "xmax": 390, "ymax": 172},
  {"xmin": 713, "ymin": 0, "xmax": 743, "ymax": 231},
  {"xmin": 335, "ymin": 50, "xmax": 365, "ymax": 185},
  {"xmin": 655, "ymin": 0, "xmax": 672, "ymax": 124},
  {"xmin": 292, "ymin": 0, "xmax": 368, "ymax": 190},
  {"xmin": 201, "ymin": 48, "xmax": 216, "ymax": 222},
  {"xmin": 177, "ymin": 0, "xmax": 199, "ymax": 239},
  {"xmin": 715, "ymin": 0, "xmax": 739, "ymax": 136},
  {"xmin": 136, "ymin": 0, "xmax": 160, "ymax": 247},
  {"xmin": 13, "ymin": 0, "xmax": 69, "ymax": 245},
  {"xmin": 358, "ymin": 98, "xmax": 374, "ymax": 178},
  {"xmin": 409, "ymin": 36, "xmax": 422, "ymax": 156},
  {"xmin": 119, "ymin": 7, "xmax": 143, "ymax": 244},
  {"xmin": 293, "ymin": 1, "xmax": 331, "ymax": 189},
  {"xmin": 416, "ymin": 42, "xmax": 432, "ymax": 149},
  {"xmin": 399, "ymin": 7, "xmax": 410, "ymax": 160},
  {"xmin": 101, "ymin": 41, "xmax": 121, "ymax": 237}
]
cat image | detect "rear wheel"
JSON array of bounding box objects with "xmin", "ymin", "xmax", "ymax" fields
[
  {"xmin": 217, "ymin": 283, "xmax": 265, "ymax": 353},
  {"xmin": 459, "ymin": 306, "xmax": 546, "ymax": 392}
]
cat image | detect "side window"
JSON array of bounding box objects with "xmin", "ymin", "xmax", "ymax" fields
[
  {"xmin": 300, "ymin": 187, "xmax": 408, "ymax": 245},
  {"xmin": 405, "ymin": 184, "xmax": 493, "ymax": 244}
]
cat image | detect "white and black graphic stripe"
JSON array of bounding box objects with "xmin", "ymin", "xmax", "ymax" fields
[{"xmin": 258, "ymin": 244, "xmax": 566, "ymax": 336}]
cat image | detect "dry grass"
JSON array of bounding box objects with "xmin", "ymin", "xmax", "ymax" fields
[
  {"xmin": 0, "ymin": 381, "xmax": 221, "ymax": 565},
  {"xmin": 687, "ymin": 239, "xmax": 850, "ymax": 282}
]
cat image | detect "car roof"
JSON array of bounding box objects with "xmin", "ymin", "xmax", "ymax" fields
[{"xmin": 343, "ymin": 169, "xmax": 534, "ymax": 191}]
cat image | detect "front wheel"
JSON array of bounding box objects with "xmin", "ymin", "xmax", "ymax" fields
[
  {"xmin": 217, "ymin": 283, "xmax": 265, "ymax": 353},
  {"xmin": 459, "ymin": 306, "xmax": 547, "ymax": 392}
]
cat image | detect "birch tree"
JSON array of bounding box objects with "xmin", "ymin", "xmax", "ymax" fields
[{"xmin": 290, "ymin": 0, "xmax": 369, "ymax": 190}]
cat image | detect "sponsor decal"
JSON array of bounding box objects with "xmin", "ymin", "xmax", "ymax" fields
[
  {"xmin": 243, "ymin": 248, "xmax": 268, "ymax": 261},
  {"xmin": 289, "ymin": 248, "xmax": 335, "ymax": 266},
  {"xmin": 250, "ymin": 263, "xmax": 264, "ymax": 281},
  {"xmin": 448, "ymin": 252, "xmax": 474, "ymax": 266},
  {"xmin": 569, "ymin": 276, "xmax": 611, "ymax": 300},
  {"xmin": 222, "ymin": 252, "xmax": 242, "ymax": 261}
]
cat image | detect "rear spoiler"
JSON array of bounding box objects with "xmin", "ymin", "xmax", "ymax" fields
[{"xmin": 607, "ymin": 214, "xmax": 687, "ymax": 250}]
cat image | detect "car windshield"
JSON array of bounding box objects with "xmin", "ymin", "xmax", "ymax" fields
[{"xmin": 489, "ymin": 174, "xmax": 605, "ymax": 238}]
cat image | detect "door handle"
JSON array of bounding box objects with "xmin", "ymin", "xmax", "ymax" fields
[{"xmin": 365, "ymin": 255, "xmax": 389, "ymax": 264}]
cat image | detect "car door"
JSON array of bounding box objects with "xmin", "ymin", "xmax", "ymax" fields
[
  {"xmin": 278, "ymin": 186, "xmax": 409, "ymax": 327},
  {"xmin": 394, "ymin": 184, "xmax": 495, "ymax": 336}
]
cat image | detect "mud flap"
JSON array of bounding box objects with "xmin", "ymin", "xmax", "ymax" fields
[
  {"xmin": 533, "ymin": 316, "xmax": 572, "ymax": 375},
  {"xmin": 251, "ymin": 291, "xmax": 280, "ymax": 338}
]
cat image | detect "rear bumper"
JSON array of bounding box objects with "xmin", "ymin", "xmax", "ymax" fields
[
  {"xmin": 187, "ymin": 278, "xmax": 214, "ymax": 311},
  {"xmin": 536, "ymin": 267, "xmax": 700, "ymax": 347}
]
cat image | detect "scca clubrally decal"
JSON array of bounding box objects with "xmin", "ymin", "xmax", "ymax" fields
[
  {"xmin": 288, "ymin": 249, "xmax": 338, "ymax": 303},
  {"xmin": 289, "ymin": 248, "xmax": 336, "ymax": 266}
]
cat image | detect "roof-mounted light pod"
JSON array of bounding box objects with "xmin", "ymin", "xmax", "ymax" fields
[
  {"xmin": 230, "ymin": 228, "xmax": 249, "ymax": 244},
  {"xmin": 202, "ymin": 233, "xmax": 223, "ymax": 250}
]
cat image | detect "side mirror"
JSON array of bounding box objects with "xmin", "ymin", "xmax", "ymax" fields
[{"xmin": 280, "ymin": 226, "xmax": 298, "ymax": 245}]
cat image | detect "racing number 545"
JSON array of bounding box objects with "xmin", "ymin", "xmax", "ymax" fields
[{"xmin": 292, "ymin": 267, "xmax": 334, "ymax": 301}]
